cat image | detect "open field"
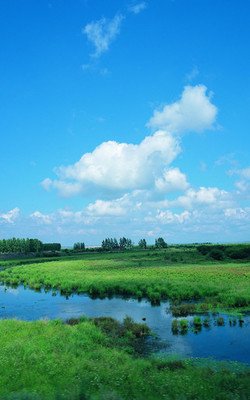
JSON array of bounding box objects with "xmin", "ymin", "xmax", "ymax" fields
[
  {"xmin": 0, "ymin": 318, "xmax": 249, "ymax": 400},
  {"xmin": 0, "ymin": 248, "xmax": 249, "ymax": 312},
  {"xmin": 0, "ymin": 247, "xmax": 249, "ymax": 399}
]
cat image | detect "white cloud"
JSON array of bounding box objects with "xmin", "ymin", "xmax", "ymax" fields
[
  {"xmin": 173, "ymin": 187, "xmax": 230, "ymax": 209},
  {"xmin": 129, "ymin": 2, "xmax": 147, "ymax": 14},
  {"xmin": 41, "ymin": 179, "xmax": 82, "ymax": 198},
  {"xmin": 83, "ymin": 14, "xmax": 124, "ymax": 58},
  {"xmin": 30, "ymin": 211, "xmax": 52, "ymax": 225},
  {"xmin": 24, "ymin": 185, "xmax": 249, "ymax": 244},
  {"xmin": 87, "ymin": 199, "xmax": 126, "ymax": 216},
  {"xmin": 228, "ymin": 166, "xmax": 250, "ymax": 180},
  {"xmin": 44, "ymin": 131, "xmax": 181, "ymax": 196},
  {"xmin": 41, "ymin": 178, "xmax": 53, "ymax": 191},
  {"xmin": 235, "ymin": 180, "xmax": 250, "ymax": 193},
  {"xmin": 147, "ymin": 85, "xmax": 217, "ymax": 134},
  {"xmin": 0, "ymin": 208, "xmax": 20, "ymax": 224},
  {"xmin": 155, "ymin": 168, "xmax": 189, "ymax": 193},
  {"xmin": 224, "ymin": 208, "xmax": 249, "ymax": 220},
  {"xmin": 30, "ymin": 208, "xmax": 98, "ymax": 227},
  {"xmin": 156, "ymin": 210, "xmax": 191, "ymax": 224}
]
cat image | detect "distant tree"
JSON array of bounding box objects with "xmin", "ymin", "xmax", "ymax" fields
[
  {"xmin": 155, "ymin": 237, "xmax": 168, "ymax": 249},
  {"xmin": 43, "ymin": 243, "xmax": 61, "ymax": 251},
  {"xmin": 138, "ymin": 239, "xmax": 147, "ymax": 249},
  {"xmin": 73, "ymin": 242, "xmax": 85, "ymax": 251},
  {"xmin": 101, "ymin": 237, "xmax": 132, "ymax": 251},
  {"xmin": 0, "ymin": 238, "xmax": 43, "ymax": 254},
  {"xmin": 119, "ymin": 237, "xmax": 133, "ymax": 250},
  {"xmin": 101, "ymin": 238, "xmax": 114, "ymax": 251}
]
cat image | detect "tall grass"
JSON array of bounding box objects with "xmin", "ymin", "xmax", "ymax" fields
[
  {"xmin": 0, "ymin": 318, "xmax": 249, "ymax": 399},
  {"xmin": 0, "ymin": 249, "xmax": 249, "ymax": 311}
]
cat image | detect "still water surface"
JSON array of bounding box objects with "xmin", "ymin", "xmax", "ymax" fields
[{"xmin": 0, "ymin": 284, "xmax": 249, "ymax": 364}]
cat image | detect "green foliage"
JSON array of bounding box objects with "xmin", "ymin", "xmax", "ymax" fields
[
  {"xmin": 92, "ymin": 316, "xmax": 150, "ymax": 355},
  {"xmin": 42, "ymin": 243, "xmax": 61, "ymax": 251},
  {"xmin": 0, "ymin": 319, "xmax": 249, "ymax": 399},
  {"xmin": 209, "ymin": 248, "xmax": 225, "ymax": 260},
  {"xmin": 0, "ymin": 238, "xmax": 43, "ymax": 254},
  {"xmin": 171, "ymin": 303, "xmax": 196, "ymax": 317},
  {"xmin": 225, "ymin": 246, "xmax": 250, "ymax": 260},
  {"xmin": 179, "ymin": 319, "xmax": 189, "ymax": 333},
  {"xmin": 0, "ymin": 239, "xmax": 63, "ymax": 255},
  {"xmin": 197, "ymin": 243, "xmax": 250, "ymax": 261},
  {"xmin": 155, "ymin": 237, "xmax": 168, "ymax": 249},
  {"xmin": 101, "ymin": 238, "xmax": 119, "ymax": 251},
  {"xmin": 138, "ymin": 239, "xmax": 147, "ymax": 249},
  {"xmin": 193, "ymin": 317, "xmax": 202, "ymax": 328},
  {"xmin": 101, "ymin": 237, "xmax": 133, "ymax": 251},
  {"xmin": 119, "ymin": 237, "xmax": 133, "ymax": 250},
  {"xmin": 73, "ymin": 242, "xmax": 85, "ymax": 251},
  {"xmin": 171, "ymin": 319, "xmax": 179, "ymax": 334},
  {"xmin": 197, "ymin": 244, "xmax": 225, "ymax": 255}
]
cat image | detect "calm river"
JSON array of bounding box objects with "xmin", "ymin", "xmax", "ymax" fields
[{"xmin": 0, "ymin": 284, "xmax": 249, "ymax": 364}]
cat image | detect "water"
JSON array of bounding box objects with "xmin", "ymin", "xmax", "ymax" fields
[{"xmin": 0, "ymin": 284, "xmax": 249, "ymax": 364}]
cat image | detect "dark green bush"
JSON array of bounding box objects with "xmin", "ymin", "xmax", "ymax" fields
[
  {"xmin": 226, "ymin": 246, "xmax": 250, "ymax": 260},
  {"xmin": 209, "ymin": 249, "xmax": 225, "ymax": 260},
  {"xmin": 171, "ymin": 303, "xmax": 196, "ymax": 317}
]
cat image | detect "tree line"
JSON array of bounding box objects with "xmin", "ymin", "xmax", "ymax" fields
[
  {"xmin": 0, "ymin": 238, "xmax": 61, "ymax": 254},
  {"xmin": 72, "ymin": 237, "xmax": 168, "ymax": 252}
]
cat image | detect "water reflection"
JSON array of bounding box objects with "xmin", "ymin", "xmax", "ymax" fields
[{"xmin": 0, "ymin": 284, "xmax": 249, "ymax": 364}]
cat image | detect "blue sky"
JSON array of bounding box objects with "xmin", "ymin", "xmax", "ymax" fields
[{"xmin": 0, "ymin": 0, "xmax": 249, "ymax": 245}]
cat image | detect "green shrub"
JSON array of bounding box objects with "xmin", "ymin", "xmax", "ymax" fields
[
  {"xmin": 171, "ymin": 303, "xmax": 196, "ymax": 317},
  {"xmin": 179, "ymin": 319, "xmax": 188, "ymax": 333},
  {"xmin": 171, "ymin": 319, "xmax": 179, "ymax": 334},
  {"xmin": 209, "ymin": 249, "xmax": 225, "ymax": 260}
]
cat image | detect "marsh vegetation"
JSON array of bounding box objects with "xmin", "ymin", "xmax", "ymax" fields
[{"xmin": 0, "ymin": 245, "xmax": 249, "ymax": 399}]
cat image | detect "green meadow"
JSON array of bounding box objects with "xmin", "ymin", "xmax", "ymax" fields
[
  {"xmin": 0, "ymin": 247, "xmax": 249, "ymax": 312},
  {"xmin": 0, "ymin": 318, "xmax": 249, "ymax": 400},
  {"xmin": 0, "ymin": 246, "xmax": 250, "ymax": 399}
]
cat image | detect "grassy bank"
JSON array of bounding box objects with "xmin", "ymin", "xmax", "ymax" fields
[
  {"xmin": 0, "ymin": 318, "xmax": 249, "ymax": 400},
  {"xmin": 0, "ymin": 249, "xmax": 249, "ymax": 312}
]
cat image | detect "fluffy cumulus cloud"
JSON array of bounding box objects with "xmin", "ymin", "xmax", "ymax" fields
[
  {"xmin": 83, "ymin": 14, "xmax": 123, "ymax": 57},
  {"xmin": 147, "ymin": 85, "xmax": 217, "ymax": 134},
  {"xmin": 42, "ymin": 85, "xmax": 218, "ymax": 198},
  {"xmin": 0, "ymin": 208, "xmax": 20, "ymax": 224},
  {"xmin": 42, "ymin": 131, "xmax": 181, "ymax": 196},
  {"xmin": 87, "ymin": 199, "xmax": 126, "ymax": 216},
  {"xmin": 155, "ymin": 168, "xmax": 189, "ymax": 193},
  {"xmin": 172, "ymin": 187, "xmax": 231, "ymax": 209}
]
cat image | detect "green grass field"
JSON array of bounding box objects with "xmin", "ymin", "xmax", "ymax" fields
[
  {"xmin": 0, "ymin": 248, "xmax": 249, "ymax": 311},
  {"xmin": 0, "ymin": 318, "xmax": 249, "ymax": 400},
  {"xmin": 0, "ymin": 248, "xmax": 250, "ymax": 399}
]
